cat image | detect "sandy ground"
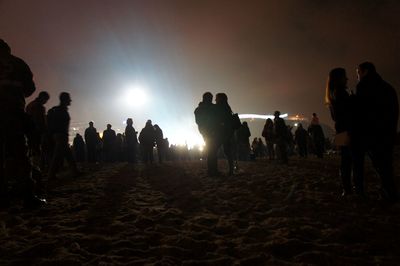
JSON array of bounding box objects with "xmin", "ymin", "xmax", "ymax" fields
[{"xmin": 1, "ymin": 152, "xmax": 400, "ymax": 265}]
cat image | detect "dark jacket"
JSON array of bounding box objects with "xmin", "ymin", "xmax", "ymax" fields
[
  {"xmin": 85, "ymin": 126, "xmax": 98, "ymax": 146},
  {"xmin": 329, "ymin": 89, "xmax": 353, "ymax": 134},
  {"xmin": 139, "ymin": 125, "xmax": 156, "ymax": 147},
  {"xmin": 215, "ymin": 102, "xmax": 234, "ymax": 142},
  {"xmin": 125, "ymin": 125, "xmax": 138, "ymax": 146},
  {"xmin": 26, "ymin": 98, "xmax": 47, "ymax": 134},
  {"xmin": 47, "ymin": 105, "xmax": 70, "ymax": 135},
  {"xmin": 355, "ymin": 73, "xmax": 399, "ymax": 143},
  {"xmin": 194, "ymin": 101, "xmax": 217, "ymax": 138},
  {"xmin": 0, "ymin": 53, "xmax": 36, "ymax": 112}
]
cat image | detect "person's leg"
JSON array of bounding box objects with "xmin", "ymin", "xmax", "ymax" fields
[
  {"xmin": 206, "ymin": 138, "xmax": 219, "ymax": 175},
  {"xmin": 223, "ymin": 140, "xmax": 234, "ymax": 175},
  {"xmin": 48, "ymin": 134, "xmax": 65, "ymax": 179},
  {"xmin": 369, "ymin": 143, "xmax": 398, "ymax": 201},
  {"xmin": 351, "ymin": 141, "xmax": 365, "ymax": 195},
  {"xmin": 340, "ymin": 146, "xmax": 352, "ymax": 194}
]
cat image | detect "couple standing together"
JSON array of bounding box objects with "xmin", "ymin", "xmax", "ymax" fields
[
  {"xmin": 195, "ymin": 92, "xmax": 236, "ymax": 176},
  {"xmin": 326, "ymin": 62, "xmax": 399, "ymax": 202}
]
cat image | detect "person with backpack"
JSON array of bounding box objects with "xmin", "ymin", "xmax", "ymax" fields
[{"xmin": 47, "ymin": 92, "xmax": 79, "ymax": 180}]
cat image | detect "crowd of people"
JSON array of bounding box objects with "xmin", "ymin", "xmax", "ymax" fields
[{"xmin": 1, "ymin": 37, "xmax": 399, "ymax": 209}]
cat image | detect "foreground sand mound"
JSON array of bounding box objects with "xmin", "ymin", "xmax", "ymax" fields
[{"xmin": 1, "ymin": 156, "xmax": 400, "ymax": 265}]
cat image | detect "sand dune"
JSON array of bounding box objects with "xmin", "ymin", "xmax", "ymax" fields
[{"xmin": 1, "ymin": 153, "xmax": 400, "ymax": 265}]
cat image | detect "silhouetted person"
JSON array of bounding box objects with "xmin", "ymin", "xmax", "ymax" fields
[
  {"xmin": 236, "ymin": 121, "xmax": 251, "ymax": 161},
  {"xmin": 115, "ymin": 133, "xmax": 124, "ymax": 162},
  {"xmin": 73, "ymin": 133, "xmax": 85, "ymax": 162},
  {"xmin": 325, "ymin": 68, "xmax": 354, "ymax": 196},
  {"xmin": 215, "ymin": 93, "xmax": 235, "ymax": 175},
  {"xmin": 195, "ymin": 92, "xmax": 218, "ymax": 175},
  {"xmin": 102, "ymin": 124, "xmax": 116, "ymax": 162},
  {"xmin": 47, "ymin": 92, "xmax": 79, "ymax": 180},
  {"xmin": 154, "ymin": 124, "xmax": 164, "ymax": 163},
  {"xmin": 273, "ymin": 111, "xmax": 288, "ymax": 164},
  {"xmin": 0, "ymin": 39, "xmax": 45, "ymax": 207},
  {"xmin": 308, "ymin": 122, "xmax": 325, "ymax": 158},
  {"xmin": 139, "ymin": 120, "xmax": 156, "ymax": 164},
  {"xmin": 125, "ymin": 118, "xmax": 138, "ymax": 163},
  {"xmin": 26, "ymin": 91, "xmax": 50, "ymax": 169},
  {"xmin": 311, "ymin": 112, "xmax": 320, "ymax": 125},
  {"xmin": 294, "ymin": 123, "xmax": 308, "ymax": 158},
  {"xmin": 84, "ymin": 121, "xmax": 98, "ymax": 163},
  {"xmin": 262, "ymin": 118, "xmax": 275, "ymax": 160},
  {"xmin": 352, "ymin": 62, "xmax": 399, "ymax": 202}
]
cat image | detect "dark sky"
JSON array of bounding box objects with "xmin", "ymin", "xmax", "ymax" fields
[{"xmin": 1, "ymin": 0, "xmax": 399, "ymax": 144}]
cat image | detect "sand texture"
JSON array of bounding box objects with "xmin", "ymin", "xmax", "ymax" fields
[{"xmin": 1, "ymin": 153, "xmax": 400, "ymax": 265}]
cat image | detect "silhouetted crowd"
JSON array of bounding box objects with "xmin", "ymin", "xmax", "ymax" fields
[{"xmin": 1, "ymin": 37, "xmax": 399, "ymax": 209}]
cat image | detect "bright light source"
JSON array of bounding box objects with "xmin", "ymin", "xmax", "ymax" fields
[
  {"xmin": 294, "ymin": 123, "xmax": 298, "ymax": 127},
  {"xmin": 121, "ymin": 84, "xmax": 149, "ymax": 107}
]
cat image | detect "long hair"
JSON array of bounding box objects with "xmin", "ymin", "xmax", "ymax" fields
[{"xmin": 325, "ymin": 68, "xmax": 346, "ymax": 106}]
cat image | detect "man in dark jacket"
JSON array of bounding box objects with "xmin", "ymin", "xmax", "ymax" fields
[
  {"xmin": 0, "ymin": 39, "xmax": 44, "ymax": 207},
  {"xmin": 139, "ymin": 120, "xmax": 156, "ymax": 164},
  {"xmin": 353, "ymin": 62, "xmax": 399, "ymax": 202},
  {"xmin": 102, "ymin": 124, "xmax": 116, "ymax": 162},
  {"xmin": 84, "ymin": 121, "xmax": 98, "ymax": 163},
  {"xmin": 125, "ymin": 118, "xmax": 138, "ymax": 163},
  {"xmin": 194, "ymin": 92, "xmax": 218, "ymax": 175},
  {"xmin": 47, "ymin": 92, "xmax": 79, "ymax": 180}
]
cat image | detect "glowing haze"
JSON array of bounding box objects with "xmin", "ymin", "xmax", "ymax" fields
[{"xmin": 1, "ymin": 0, "xmax": 399, "ymax": 145}]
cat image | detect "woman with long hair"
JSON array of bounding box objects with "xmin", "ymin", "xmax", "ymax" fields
[{"xmin": 325, "ymin": 68, "xmax": 354, "ymax": 196}]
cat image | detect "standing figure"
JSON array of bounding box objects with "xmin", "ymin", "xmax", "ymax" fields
[
  {"xmin": 294, "ymin": 123, "xmax": 308, "ymax": 158},
  {"xmin": 154, "ymin": 124, "xmax": 164, "ymax": 163},
  {"xmin": 352, "ymin": 62, "xmax": 399, "ymax": 201},
  {"xmin": 215, "ymin": 93, "xmax": 236, "ymax": 175},
  {"xmin": 273, "ymin": 111, "xmax": 289, "ymax": 164},
  {"xmin": 72, "ymin": 133, "xmax": 85, "ymax": 162},
  {"xmin": 139, "ymin": 120, "xmax": 156, "ymax": 164},
  {"xmin": 84, "ymin": 121, "xmax": 98, "ymax": 163},
  {"xmin": 325, "ymin": 68, "xmax": 353, "ymax": 196},
  {"xmin": 0, "ymin": 39, "xmax": 44, "ymax": 207},
  {"xmin": 194, "ymin": 92, "xmax": 218, "ymax": 175},
  {"xmin": 47, "ymin": 92, "xmax": 79, "ymax": 180},
  {"xmin": 26, "ymin": 91, "xmax": 50, "ymax": 170},
  {"xmin": 102, "ymin": 124, "xmax": 116, "ymax": 162},
  {"xmin": 236, "ymin": 122, "xmax": 251, "ymax": 161},
  {"xmin": 262, "ymin": 118, "xmax": 275, "ymax": 160},
  {"xmin": 125, "ymin": 118, "xmax": 138, "ymax": 163},
  {"xmin": 308, "ymin": 122, "xmax": 325, "ymax": 158}
]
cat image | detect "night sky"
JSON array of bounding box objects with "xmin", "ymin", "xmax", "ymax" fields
[{"xmin": 1, "ymin": 0, "xmax": 399, "ymax": 145}]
